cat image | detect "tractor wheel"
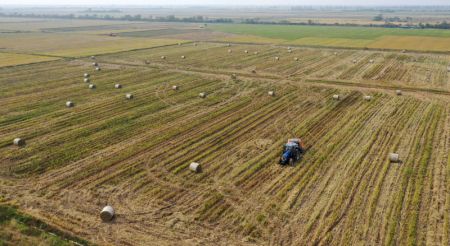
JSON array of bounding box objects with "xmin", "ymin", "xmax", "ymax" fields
[{"xmin": 289, "ymin": 158, "xmax": 294, "ymax": 166}]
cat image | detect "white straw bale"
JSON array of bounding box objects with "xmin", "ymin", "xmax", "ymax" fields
[
  {"xmin": 66, "ymin": 101, "xmax": 74, "ymax": 107},
  {"xmin": 84, "ymin": 78, "xmax": 90, "ymax": 83},
  {"xmin": 228, "ymin": 49, "xmax": 232, "ymax": 53},
  {"xmin": 199, "ymin": 92, "xmax": 207, "ymax": 98},
  {"xmin": 245, "ymin": 50, "xmax": 248, "ymax": 53},
  {"xmin": 126, "ymin": 93, "xmax": 133, "ymax": 99},
  {"xmin": 115, "ymin": 84, "xmax": 122, "ymax": 89},
  {"xmin": 91, "ymin": 56, "xmax": 96, "ymax": 60},
  {"xmin": 288, "ymin": 50, "xmax": 292, "ymax": 53},
  {"xmin": 84, "ymin": 73, "xmax": 90, "ymax": 78},
  {"xmin": 268, "ymin": 91, "xmax": 275, "ymax": 96},
  {"xmin": 389, "ymin": 153, "xmax": 400, "ymax": 163},
  {"xmin": 96, "ymin": 67, "xmax": 101, "ymax": 71},
  {"xmin": 100, "ymin": 206, "xmax": 115, "ymax": 222},
  {"xmin": 89, "ymin": 84, "xmax": 96, "ymax": 89},
  {"xmin": 13, "ymin": 138, "xmax": 25, "ymax": 147},
  {"xmin": 161, "ymin": 56, "xmax": 166, "ymax": 59},
  {"xmin": 352, "ymin": 59, "xmax": 357, "ymax": 63},
  {"xmin": 294, "ymin": 57, "xmax": 299, "ymax": 61},
  {"xmin": 396, "ymin": 90, "xmax": 402, "ymax": 95},
  {"xmin": 92, "ymin": 62, "xmax": 98, "ymax": 66},
  {"xmin": 172, "ymin": 85, "xmax": 179, "ymax": 90},
  {"xmin": 332, "ymin": 94, "xmax": 340, "ymax": 100},
  {"xmin": 181, "ymin": 56, "xmax": 186, "ymax": 59},
  {"xmin": 369, "ymin": 59, "xmax": 374, "ymax": 63},
  {"xmin": 189, "ymin": 162, "xmax": 201, "ymax": 173},
  {"xmin": 363, "ymin": 95, "xmax": 373, "ymax": 101},
  {"xmin": 275, "ymin": 57, "xmax": 279, "ymax": 60}
]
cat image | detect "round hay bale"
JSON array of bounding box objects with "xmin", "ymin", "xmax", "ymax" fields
[
  {"xmin": 84, "ymin": 73, "xmax": 90, "ymax": 78},
  {"xmin": 95, "ymin": 67, "xmax": 101, "ymax": 71},
  {"xmin": 189, "ymin": 162, "xmax": 201, "ymax": 173},
  {"xmin": 396, "ymin": 90, "xmax": 402, "ymax": 95},
  {"xmin": 92, "ymin": 62, "xmax": 98, "ymax": 67},
  {"xmin": 294, "ymin": 57, "xmax": 299, "ymax": 61},
  {"xmin": 401, "ymin": 49, "xmax": 406, "ymax": 53},
  {"xmin": 268, "ymin": 91, "xmax": 275, "ymax": 96},
  {"xmin": 363, "ymin": 95, "xmax": 372, "ymax": 101},
  {"xmin": 389, "ymin": 153, "xmax": 400, "ymax": 163},
  {"xmin": 172, "ymin": 85, "xmax": 179, "ymax": 90},
  {"xmin": 226, "ymin": 43, "xmax": 231, "ymax": 47},
  {"xmin": 181, "ymin": 56, "xmax": 185, "ymax": 59},
  {"xmin": 275, "ymin": 57, "xmax": 279, "ymax": 61},
  {"xmin": 161, "ymin": 56, "xmax": 166, "ymax": 59},
  {"xmin": 84, "ymin": 78, "xmax": 90, "ymax": 83},
  {"xmin": 332, "ymin": 94, "xmax": 340, "ymax": 100},
  {"xmin": 369, "ymin": 59, "xmax": 374, "ymax": 63},
  {"xmin": 287, "ymin": 46, "xmax": 291, "ymax": 50},
  {"xmin": 115, "ymin": 84, "xmax": 122, "ymax": 89},
  {"xmin": 199, "ymin": 92, "xmax": 207, "ymax": 98},
  {"xmin": 334, "ymin": 52, "xmax": 338, "ymax": 55},
  {"xmin": 288, "ymin": 50, "xmax": 292, "ymax": 53},
  {"xmin": 228, "ymin": 49, "xmax": 232, "ymax": 53},
  {"xmin": 447, "ymin": 66, "xmax": 450, "ymax": 72},
  {"xmin": 13, "ymin": 138, "xmax": 25, "ymax": 147},
  {"xmin": 66, "ymin": 101, "xmax": 74, "ymax": 107},
  {"xmin": 254, "ymin": 51, "xmax": 258, "ymax": 55},
  {"xmin": 89, "ymin": 84, "xmax": 96, "ymax": 89},
  {"xmin": 100, "ymin": 206, "xmax": 115, "ymax": 222},
  {"xmin": 245, "ymin": 50, "xmax": 248, "ymax": 53},
  {"xmin": 91, "ymin": 56, "xmax": 96, "ymax": 60},
  {"xmin": 352, "ymin": 59, "xmax": 357, "ymax": 63},
  {"xmin": 126, "ymin": 93, "xmax": 133, "ymax": 99}
]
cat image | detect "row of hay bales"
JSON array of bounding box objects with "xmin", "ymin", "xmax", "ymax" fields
[{"xmin": 331, "ymin": 90, "xmax": 402, "ymax": 102}]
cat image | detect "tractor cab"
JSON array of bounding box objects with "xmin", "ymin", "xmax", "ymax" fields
[{"xmin": 279, "ymin": 138, "xmax": 304, "ymax": 166}]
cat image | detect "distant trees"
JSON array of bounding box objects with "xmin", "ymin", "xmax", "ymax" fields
[
  {"xmin": 0, "ymin": 12, "xmax": 232, "ymax": 23},
  {"xmin": 373, "ymin": 14, "xmax": 384, "ymax": 21},
  {"xmin": 373, "ymin": 14, "xmax": 414, "ymax": 23},
  {"xmin": 0, "ymin": 11, "xmax": 448, "ymax": 30}
]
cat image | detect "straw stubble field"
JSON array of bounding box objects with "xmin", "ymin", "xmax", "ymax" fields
[{"xmin": 0, "ymin": 42, "xmax": 449, "ymax": 245}]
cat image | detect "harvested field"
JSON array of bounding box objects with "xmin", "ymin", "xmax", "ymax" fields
[
  {"xmin": 0, "ymin": 33, "xmax": 185, "ymax": 57},
  {"xmin": 0, "ymin": 52, "xmax": 59, "ymax": 67},
  {"xmin": 0, "ymin": 41, "xmax": 449, "ymax": 245},
  {"xmin": 101, "ymin": 43, "xmax": 450, "ymax": 91}
]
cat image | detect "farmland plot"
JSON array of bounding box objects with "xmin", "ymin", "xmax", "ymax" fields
[
  {"xmin": 0, "ymin": 42, "xmax": 449, "ymax": 246},
  {"xmin": 101, "ymin": 43, "xmax": 450, "ymax": 91}
]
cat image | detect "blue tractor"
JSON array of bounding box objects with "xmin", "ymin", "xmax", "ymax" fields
[{"xmin": 279, "ymin": 138, "xmax": 304, "ymax": 166}]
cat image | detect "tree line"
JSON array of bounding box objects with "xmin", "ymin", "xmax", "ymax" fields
[{"xmin": 0, "ymin": 12, "xmax": 449, "ymax": 30}]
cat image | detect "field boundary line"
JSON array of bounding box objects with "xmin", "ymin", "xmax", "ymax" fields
[
  {"xmin": 204, "ymin": 41, "xmax": 450, "ymax": 55},
  {"xmin": 305, "ymin": 78, "xmax": 450, "ymax": 96}
]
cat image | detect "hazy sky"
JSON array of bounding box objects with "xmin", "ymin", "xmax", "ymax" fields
[{"xmin": 2, "ymin": 0, "xmax": 450, "ymax": 6}]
